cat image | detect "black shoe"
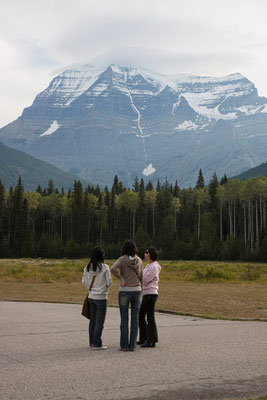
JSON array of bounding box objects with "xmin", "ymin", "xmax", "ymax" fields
[
  {"xmin": 141, "ymin": 342, "xmax": 155, "ymax": 348},
  {"xmin": 136, "ymin": 340, "xmax": 145, "ymax": 345}
]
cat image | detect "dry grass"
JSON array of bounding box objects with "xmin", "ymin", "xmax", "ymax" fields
[
  {"xmin": 226, "ymin": 396, "xmax": 267, "ymax": 400},
  {"xmin": 0, "ymin": 259, "xmax": 267, "ymax": 320}
]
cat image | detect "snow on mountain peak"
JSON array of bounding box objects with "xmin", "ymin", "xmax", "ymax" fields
[{"xmin": 36, "ymin": 63, "xmax": 258, "ymax": 122}]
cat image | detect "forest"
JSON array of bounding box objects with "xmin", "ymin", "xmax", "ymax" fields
[{"xmin": 1, "ymin": 170, "xmax": 267, "ymax": 261}]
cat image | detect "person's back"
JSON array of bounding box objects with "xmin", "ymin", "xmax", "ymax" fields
[
  {"xmin": 82, "ymin": 246, "xmax": 112, "ymax": 350},
  {"xmin": 111, "ymin": 254, "xmax": 143, "ymax": 290},
  {"xmin": 82, "ymin": 262, "xmax": 112, "ymax": 299},
  {"xmin": 111, "ymin": 240, "xmax": 143, "ymax": 351}
]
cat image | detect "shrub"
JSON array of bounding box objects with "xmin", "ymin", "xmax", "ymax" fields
[
  {"xmin": 241, "ymin": 265, "xmax": 261, "ymax": 281},
  {"xmin": 193, "ymin": 267, "xmax": 232, "ymax": 281}
]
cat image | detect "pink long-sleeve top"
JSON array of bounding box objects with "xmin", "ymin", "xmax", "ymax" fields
[{"xmin": 142, "ymin": 261, "xmax": 161, "ymax": 295}]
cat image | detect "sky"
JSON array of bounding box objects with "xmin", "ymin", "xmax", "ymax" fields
[{"xmin": 1, "ymin": 0, "xmax": 267, "ymax": 128}]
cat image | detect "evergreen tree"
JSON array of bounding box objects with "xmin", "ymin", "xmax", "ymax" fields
[
  {"xmin": 109, "ymin": 185, "xmax": 116, "ymax": 239},
  {"xmin": 209, "ymin": 172, "xmax": 219, "ymax": 208},
  {"xmin": 3, "ymin": 172, "xmax": 267, "ymax": 262},
  {"xmin": 220, "ymin": 174, "xmax": 228, "ymax": 185},
  {"xmin": 174, "ymin": 180, "xmax": 179, "ymax": 197},
  {"xmin": 134, "ymin": 226, "xmax": 150, "ymax": 255},
  {"xmin": 36, "ymin": 185, "xmax": 42, "ymax": 195},
  {"xmin": 163, "ymin": 178, "xmax": 172, "ymax": 215},
  {"xmin": 7, "ymin": 186, "xmax": 14, "ymax": 250},
  {"xmin": 137, "ymin": 178, "xmax": 146, "ymax": 229},
  {"xmin": 72, "ymin": 180, "xmax": 84, "ymax": 244},
  {"xmin": 104, "ymin": 186, "xmax": 110, "ymax": 207},
  {"xmin": 145, "ymin": 180, "xmax": 153, "ymax": 191},
  {"xmin": 12, "ymin": 176, "xmax": 26, "ymax": 256},
  {"xmin": 118, "ymin": 180, "xmax": 124, "ymax": 194},
  {"xmin": 133, "ymin": 176, "xmax": 139, "ymax": 192},
  {"xmin": 47, "ymin": 179, "xmax": 55, "ymax": 195},
  {"xmin": 112, "ymin": 175, "xmax": 120, "ymax": 195},
  {"xmin": 195, "ymin": 168, "xmax": 205, "ymax": 189},
  {"xmin": 94, "ymin": 184, "xmax": 101, "ymax": 199},
  {"xmin": 0, "ymin": 180, "xmax": 6, "ymax": 251}
]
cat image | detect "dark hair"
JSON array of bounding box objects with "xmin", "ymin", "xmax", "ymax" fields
[
  {"xmin": 121, "ymin": 240, "xmax": 138, "ymax": 257},
  {"xmin": 147, "ymin": 246, "xmax": 159, "ymax": 261},
  {"xmin": 87, "ymin": 246, "xmax": 105, "ymax": 272}
]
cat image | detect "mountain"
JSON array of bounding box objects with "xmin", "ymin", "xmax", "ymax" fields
[
  {"xmin": 231, "ymin": 161, "xmax": 267, "ymax": 180},
  {"xmin": 0, "ymin": 141, "xmax": 89, "ymax": 191},
  {"xmin": 1, "ymin": 63, "xmax": 267, "ymax": 187}
]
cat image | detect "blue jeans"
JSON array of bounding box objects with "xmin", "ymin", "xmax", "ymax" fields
[
  {"xmin": 88, "ymin": 299, "xmax": 107, "ymax": 347},
  {"xmin": 119, "ymin": 291, "xmax": 142, "ymax": 350}
]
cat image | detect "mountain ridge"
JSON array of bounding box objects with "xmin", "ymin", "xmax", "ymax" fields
[
  {"xmin": 231, "ymin": 160, "xmax": 267, "ymax": 180},
  {"xmin": 1, "ymin": 63, "xmax": 267, "ymax": 187}
]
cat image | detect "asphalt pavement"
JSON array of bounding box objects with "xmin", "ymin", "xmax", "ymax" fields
[{"xmin": 0, "ymin": 301, "xmax": 266, "ymax": 400}]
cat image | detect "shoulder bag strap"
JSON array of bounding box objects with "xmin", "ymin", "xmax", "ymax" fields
[{"xmin": 89, "ymin": 275, "xmax": 96, "ymax": 291}]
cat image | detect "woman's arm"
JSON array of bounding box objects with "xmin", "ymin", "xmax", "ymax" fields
[
  {"xmin": 105, "ymin": 266, "xmax": 113, "ymax": 288},
  {"xmin": 138, "ymin": 261, "xmax": 144, "ymax": 288},
  {"xmin": 110, "ymin": 258, "xmax": 122, "ymax": 280},
  {"xmin": 82, "ymin": 267, "xmax": 93, "ymax": 288}
]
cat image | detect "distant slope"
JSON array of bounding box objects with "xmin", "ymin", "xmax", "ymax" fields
[
  {"xmin": 0, "ymin": 141, "xmax": 90, "ymax": 190},
  {"xmin": 231, "ymin": 161, "xmax": 267, "ymax": 180}
]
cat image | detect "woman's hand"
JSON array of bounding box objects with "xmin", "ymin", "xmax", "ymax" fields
[{"xmin": 120, "ymin": 278, "xmax": 126, "ymax": 286}]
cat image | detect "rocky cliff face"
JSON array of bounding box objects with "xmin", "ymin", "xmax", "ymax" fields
[{"xmin": 1, "ymin": 64, "xmax": 267, "ymax": 187}]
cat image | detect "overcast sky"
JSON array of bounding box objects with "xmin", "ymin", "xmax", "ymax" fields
[{"xmin": 1, "ymin": 0, "xmax": 267, "ymax": 128}]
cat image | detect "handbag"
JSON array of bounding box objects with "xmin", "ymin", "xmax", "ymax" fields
[{"xmin": 81, "ymin": 275, "xmax": 96, "ymax": 319}]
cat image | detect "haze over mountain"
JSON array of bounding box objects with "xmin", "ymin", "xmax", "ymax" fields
[
  {"xmin": 0, "ymin": 141, "xmax": 89, "ymax": 191},
  {"xmin": 1, "ymin": 63, "xmax": 267, "ymax": 187}
]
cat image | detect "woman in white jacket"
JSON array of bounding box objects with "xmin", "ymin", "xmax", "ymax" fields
[{"xmin": 82, "ymin": 246, "xmax": 112, "ymax": 350}]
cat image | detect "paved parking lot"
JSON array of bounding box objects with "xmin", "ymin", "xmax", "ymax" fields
[{"xmin": 0, "ymin": 301, "xmax": 266, "ymax": 400}]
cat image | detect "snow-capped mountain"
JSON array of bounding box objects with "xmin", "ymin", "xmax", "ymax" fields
[{"xmin": 1, "ymin": 64, "xmax": 267, "ymax": 187}]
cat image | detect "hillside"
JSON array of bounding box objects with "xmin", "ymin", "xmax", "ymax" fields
[
  {"xmin": 0, "ymin": 141, "xmax": 89, "ymax": 190},
  {"xmin": 232, "ymin": 161, "xmax": 267, "ymax": 180}
]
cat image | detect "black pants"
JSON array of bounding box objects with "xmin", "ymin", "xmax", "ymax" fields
[
  {"xmin": 88, "ymin": 299, "xmax": 107, "ymax": 347},
  {"xmin": 139, "ymin": 294, "xmax": 158, "ymax": 344}
]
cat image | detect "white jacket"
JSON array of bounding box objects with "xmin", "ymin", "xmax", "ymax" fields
[{"xmin": 82, "ymin": 263, "xmax": 112, "ymax": 300}]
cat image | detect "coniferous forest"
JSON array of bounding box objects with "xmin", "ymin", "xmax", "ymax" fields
[{"xmin": 1, "ymin": 170, "xmax": 267, "ymax": 261}]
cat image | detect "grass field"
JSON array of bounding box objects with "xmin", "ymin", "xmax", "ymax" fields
[{"xmin": 0, "ymin": 259, "xmax": 267, "ymax": 320}]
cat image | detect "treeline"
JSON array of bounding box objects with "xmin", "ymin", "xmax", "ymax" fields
[{"xmin": 1, "ymin": 170, "xmax": 267, "ymax": 261}]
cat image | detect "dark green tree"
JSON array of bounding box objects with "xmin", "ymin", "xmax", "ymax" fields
[
  {"xmin": 145, "ymin": 180, "xmax": 153, "ymax": 191},
  {"xmin": 133, "ymin": 176, "xmax": 139, "ymax": 192},
  {"xmin": 47, "ymin": 179, "xmax": 55, "ymax": 195},
  {"xmin": 195, "ymin": 168, "xmax": 205, "ymax": 189},
  {"xmin": 174, "ymin": 180, "xmax": 179, "ymax": 197},
  {"xmin": 112, "ymin": 175, "xmax": 120, "ymax": 195},
  {"xmin": 137, "ymin": 178, "xmax": 146, "ymax": 229},
  {"xmin": 72, "ymin": 180, "xmax": 84, "ymax": 244},
  {"xmin": 220, "ymin": 174, "xmax": 228, "ymax": 185},
  {"xmin": 209, "ymin": 172, "xmax": 219, "ymax": 208},
  {"xmin": 36, "ymin": 185, "xmax": 42, "ymax": 195}
]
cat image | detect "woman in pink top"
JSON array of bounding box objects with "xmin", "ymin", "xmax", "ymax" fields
[{"xmin": 137, "ymin": 246, "xmax": 161, "ymax": 348}]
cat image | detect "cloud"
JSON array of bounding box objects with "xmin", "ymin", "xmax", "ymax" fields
[{"xmin": 0, "ymin": 0, "xmax": 267, "ymax": 127}]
